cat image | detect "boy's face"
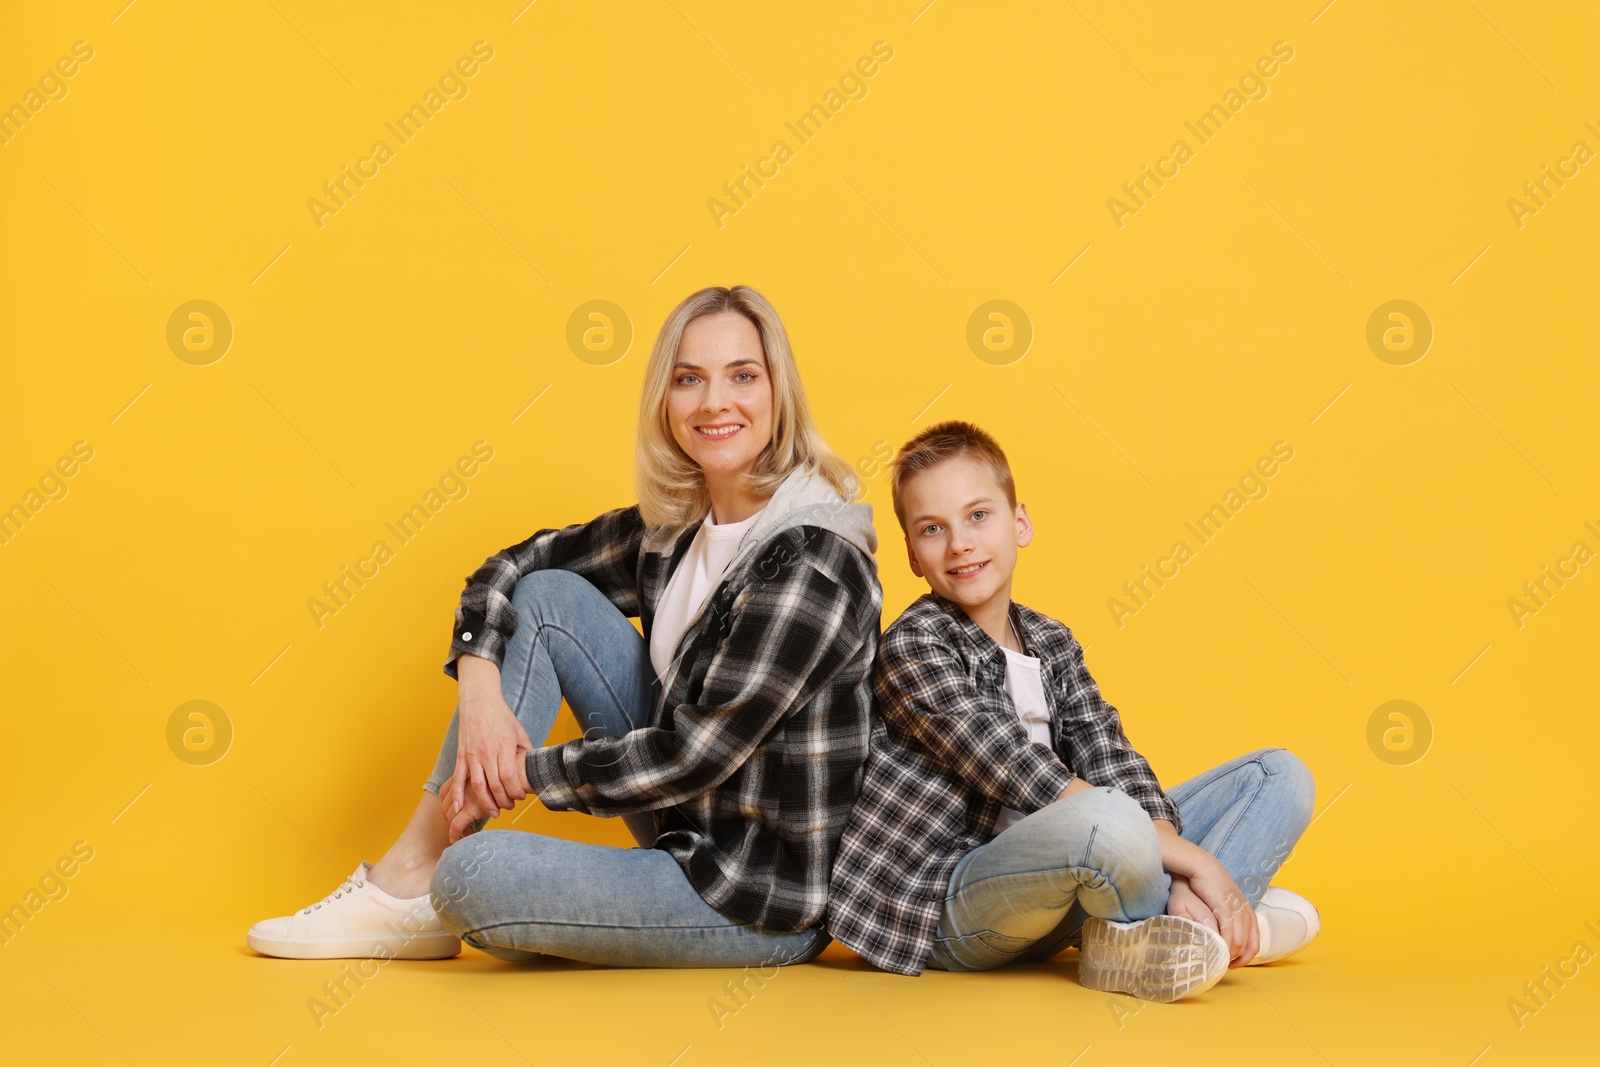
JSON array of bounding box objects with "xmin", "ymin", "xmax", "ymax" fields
[{"xmin": 900, "ymin": 454, "xmax": 1033, "ymax": 613}]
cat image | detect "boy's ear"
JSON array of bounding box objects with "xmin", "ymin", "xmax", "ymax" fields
[
  {"xmin": 904, "ymin": 535, "xmax": 923, "ymax": 577},
  {"xmin": 1015, "ymin": 502, "xmax": 1035, "ymax": 548}
]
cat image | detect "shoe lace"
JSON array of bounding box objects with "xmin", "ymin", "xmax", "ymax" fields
[{"xmin": 299, "ymin": 870, "xmax": 366, "ymax": 916}]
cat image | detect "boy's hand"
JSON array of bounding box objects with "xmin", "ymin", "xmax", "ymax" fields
[
  {"xmin": 1165, "ymin": 875, "xmax": 1216, "ymax": 931},
  {"xmin": 1184, "ymin": 856, "xmax": 1260, "ymax": 967}
]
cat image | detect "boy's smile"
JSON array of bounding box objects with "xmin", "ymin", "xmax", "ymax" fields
[{"xmin": 901, "ymin": 453, "xmax": 1033, "ymax": 647}]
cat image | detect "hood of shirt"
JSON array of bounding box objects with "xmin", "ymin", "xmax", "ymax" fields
[
  {"xmin": 644, "ymin": 464, "xmax": 878, "ymax": 569},
  {"xmin": 638, "ymin": 465, "xmax": 878, "ymax": 681}
]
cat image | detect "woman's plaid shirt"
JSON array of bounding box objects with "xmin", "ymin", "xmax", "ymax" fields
[
  {"xmin": 443, "ymin": 495, "xmax": 882, "ymax": 933},
  {"xmin": 827, "ymin": 593, "xmax": 1180, "ymax": 975}
]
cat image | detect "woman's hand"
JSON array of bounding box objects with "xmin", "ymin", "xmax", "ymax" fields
[
  {"xmin": 1183, "ymin": 855, "xmax": 1260, "ymax": 967},
  {"xmin": 439, "ymin": 779, "xmax": 494, "ymax": 844},
  {"xmin": 446, "ymin": 655, "xmax": 535, "ymax": 838}
]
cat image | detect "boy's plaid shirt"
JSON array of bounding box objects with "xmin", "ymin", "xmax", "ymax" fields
[
  {"xmin": 443, "ymin": 500, "xmax": 882, "ymax": 933},
  {"xmin": 827, "ymin": 592, "xmax": 1180, "ymax": 975}
]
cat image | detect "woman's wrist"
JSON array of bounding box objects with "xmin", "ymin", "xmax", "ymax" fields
[{"xmin": 455, "ymin": 653, "xmax": 501, "ymax": 692}]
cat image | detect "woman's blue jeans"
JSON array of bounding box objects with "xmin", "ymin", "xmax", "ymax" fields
[
  {"xmin": 925, "ymin": 748, "xmax": 1316, "ymax": 971},
  {"xmin": 421, "ymin": 569, "xmax": 828, "ymax": 968}
]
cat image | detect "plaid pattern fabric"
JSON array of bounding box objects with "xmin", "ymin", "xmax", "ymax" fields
[
  {"xmin": 444, "ymin": 505, "xmax": 649, "ymax": 681},
  {"xmin": 827, "ymin": 592, "xmax": 1180, "ymax": 975},
  {"xmin": 444, "ymin": 503, "xmax": 882, "ymax": 933}
]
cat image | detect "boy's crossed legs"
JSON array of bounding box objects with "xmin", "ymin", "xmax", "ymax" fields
[
  {"xmin": 927, "ymin": 785, "xmax": 1169, "ymax": 972},
  {"xmin": 925, "ymin": 748, "xmax": 1316, "ymax": 990}
]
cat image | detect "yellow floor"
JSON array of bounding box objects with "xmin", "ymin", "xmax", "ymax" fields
[{"xmin": 5, "ymin": 782, "xmax": 1597, "ymax": 1067}]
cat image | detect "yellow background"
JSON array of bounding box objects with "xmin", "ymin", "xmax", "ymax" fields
[{"xmin": 3, "ymin": 1, "xmax": 1597, "ymax": 1064}]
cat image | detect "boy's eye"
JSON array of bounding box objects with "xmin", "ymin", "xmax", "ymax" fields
[
  {"xmin": 971, "ymin": 510, "xmax": 987, "ymax": 521},
  {"xmin": 920, "ymin": 523, "xmax": 941, "ymax": 536}
]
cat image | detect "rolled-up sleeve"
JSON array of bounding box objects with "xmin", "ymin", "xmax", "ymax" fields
[
  {"xmin": 444, "ymin": 505, "xmax": 645, "ymax": 680},
  {"xmin": 1054, "ymin": 631, "xmax": 1181, "ymax": 831}
]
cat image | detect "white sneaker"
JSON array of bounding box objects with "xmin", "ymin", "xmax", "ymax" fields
[
  {"xmin": 247, "ymin": 861, "xmax": 460, "ymax": 960},
  {"xmin": 1078, "ymin": 914, "xmax": 1230, "ymax": 1002},
  {"xmin": 1249, "ymin": 886, "xmax": 1320, "ymax": 964}
]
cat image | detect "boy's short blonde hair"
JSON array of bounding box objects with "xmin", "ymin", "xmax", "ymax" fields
[{"xmin": 888, "ymin": 420, "xmax": 1017, "ymax": 534}]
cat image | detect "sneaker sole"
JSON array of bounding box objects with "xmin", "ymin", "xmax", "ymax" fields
[
  {"xmin": 247, "ymin": 928, "xmax": 461, "ymax": 960},
  {"xmin": 1078, "ymin": 915, "xmax": 1230, "ymax": 1002}
]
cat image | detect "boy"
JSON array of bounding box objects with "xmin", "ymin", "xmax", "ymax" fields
[{"xmin": 827, "ymin": 421, "xmax": 1319, "ymax": 1000}]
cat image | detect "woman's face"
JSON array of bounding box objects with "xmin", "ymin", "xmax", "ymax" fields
[{"xmin": 666, "ymin": 312, "xmax": 775, "ymax": 481}]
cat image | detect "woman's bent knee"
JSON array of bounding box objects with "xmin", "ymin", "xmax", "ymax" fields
[{"xmin": 510, "ymin": 568, "xmax": 602, "ymax": 615}]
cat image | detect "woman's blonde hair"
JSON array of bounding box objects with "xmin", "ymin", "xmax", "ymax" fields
[{"xmin": 636, "ymin": 285, "xmax": 857, "ymax": 530}]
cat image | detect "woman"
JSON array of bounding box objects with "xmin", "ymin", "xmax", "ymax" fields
[{"xmin": 247, "ymin": 285, "xmax": 882, "ymax": 967}]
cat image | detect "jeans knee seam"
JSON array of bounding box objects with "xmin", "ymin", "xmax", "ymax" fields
[
  {"xmin": 553, "ymin": 622, "xmax": 635, "ymax": 731},
  {"xmin": 1168, "ymin": 750, "xmax": 1272, "ymax": 806},
  {"xmin": 1207, "ymin": 760, "xmax": 1272, "ymax": 860},
  {"xmin": 944, "ymin": 864, "xmax": 1105, "ymax": 901},
  {"xmin": 942, "ymin": 847, "xmax": 1141, "ymax": 916},
  {"xmin": 511, "ymin": 620, "xmax": 640, "ymax": 734}
]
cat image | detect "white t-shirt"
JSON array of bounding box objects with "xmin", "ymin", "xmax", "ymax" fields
[
  {"xmin": 649, "ymin": 504, "xmax": 765, "ymax": 684},
  {"xmin": 991, "ymin": 643, "xmax": 1055, "ymax": 836}
]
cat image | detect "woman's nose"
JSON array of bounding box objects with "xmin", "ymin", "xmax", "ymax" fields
[{"xmin": 701, "ymin": 382, "xmax": 731, "ymax": 412}]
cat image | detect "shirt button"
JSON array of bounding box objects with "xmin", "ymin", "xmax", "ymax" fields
[{"xmin": 462, "ymin": 632, "xmax": 473, "ymax": 641}]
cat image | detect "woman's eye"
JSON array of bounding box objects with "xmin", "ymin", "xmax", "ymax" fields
[
  {"xmin": 735, "ymin": 371, "xmax": 758, "ymax": 383},
  {"xmin": 675, "ymin": 374, "xmax": 700, "ymax": 386}
]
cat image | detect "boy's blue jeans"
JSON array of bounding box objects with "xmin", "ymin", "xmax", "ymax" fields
[
  {"xmin": 421, "ymin": 569, "xmax": 828, "ymax": 968},
  {"xmin": 925, "ymin": 748, "xmax": 1316, "ymax": 971}
]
